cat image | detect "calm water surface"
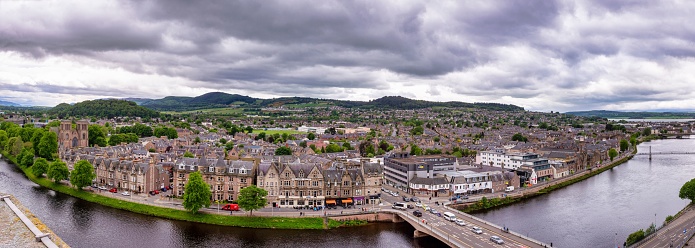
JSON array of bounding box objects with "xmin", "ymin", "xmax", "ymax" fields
[
  {"xmin": 474, "ymin": 139, "xmax": 695, "ymax": 247},
  {"xmin": 0, "ymin": 159, "xmax": 444, "ymax": 248}
]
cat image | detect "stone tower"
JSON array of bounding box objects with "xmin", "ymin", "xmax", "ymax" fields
[{"xmin": 58, "ymin": 121, "xmax": 89, "ymax": 149}]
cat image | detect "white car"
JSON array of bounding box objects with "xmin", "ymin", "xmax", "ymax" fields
[
  {"xmin": 490, "ymin": 236, "xmax": 504, "ymax": 244},
  {"xmin": 471, "ymin": 226, "xmax": 483, "ymax": 234},
  {"xmin": 121, "ymin": 191, "xmax": 131, "ymax": 196},
  {"xmin": 98, "ymin": 186, "xmax": 107, "ymax": 190},
  {"xmin": 415, "ymin": 202, "xmax": 422, "ymax": 207},
  {"xmin": 455, "ymin": 219, "xmax": 466, "ymax": 226}
]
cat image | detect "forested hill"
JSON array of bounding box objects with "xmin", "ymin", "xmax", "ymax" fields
[
  {"xmin": 566, "ymin": 110, "xmax": 695, "ymax": 119},
  {"xmin": 139, "ymin": 92, "xmax": 525, "ymax": 112},
  {"xmin": 49, "ymin": 99, "xmax": 160, "ymax": 119}
]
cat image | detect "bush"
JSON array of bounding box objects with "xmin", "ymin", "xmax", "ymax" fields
[
  {"xmin": 626, "ymin": 229, "xmax": 645, "ymax": 246},
  {"xmin": 665, "ymin": 215, "xmax": 674, "ymax": 224}
]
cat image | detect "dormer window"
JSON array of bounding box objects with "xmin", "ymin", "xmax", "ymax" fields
[
  {"xmin": 179, "ymin": 165, "xmax": 185, "ymax": 170},
  {"xmin": 299, "ymin": 172, "xmax": 304, "ymax": 178},
  {"xmin": 240, "ymin": 169, "xmax": 246, "ymax": 174}
]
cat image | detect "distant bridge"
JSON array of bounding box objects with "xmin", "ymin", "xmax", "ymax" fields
[{"xmin": 635, "ymin": 152, "xmax": 695, "ymax": 156}]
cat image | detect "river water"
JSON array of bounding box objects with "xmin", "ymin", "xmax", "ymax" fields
[
  {"xmin": 0, "ymin": 159, "xmax": 444, "ymax": 248},
  {"xmin": 474, "ymin": 138, "xmax": 695, "ymax": 247}
]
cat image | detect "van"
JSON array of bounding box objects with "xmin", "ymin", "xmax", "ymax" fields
[
  {"xmin": 392, "ymin": 202, "xmax": 407, "ymax": 210},
  {"xmin": 222, "ymin": 203, "xmax": 240, "ymax": 211},
  {"xmin": 443, "ymin": 212, "xmax": 456, "ymax": 222},
  {"xmin": 505, "ymin": 186, "xmax": 515, "ymax": 192}
]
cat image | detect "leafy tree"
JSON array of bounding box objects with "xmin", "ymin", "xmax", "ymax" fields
[
  {"xmin": 148, "ymin": 148, "xmax": 156, "ymax": 153},
  {"xmin": 38, "ymin": 132, "xmax": 58, "ymax": 160},
  {"xmin": 379, "ymin": 140, "xmax": 390, "ymax": 152},
  {"xmin": 182, "ymin": 171, "xmax": 211, "ymax": 213},
  {"xmin": 619, "ymin": 139, "xmax": 629, "ymax": 152},
  {"xmin": 89, "ymin": 124, "xmax": 107, "ymax": 147},
  {"xmin": 359, "ymin": 141, "xmax": 375, "ymax": 157},
  {"xmin": 608, "ymin": 148, "xmax": 618, "ymax": 161},
  {"xmin": 30, "ymin": 128, "xmax": 44, "ymax": 155},
  {"xmin": 0, "ymin": 130, "xmax": 7, "ymax": 150},
  {"xmin": 307, "ymin": 132, "xmax": 316, "ymax": 140},
  {"xmin": 19, "ymin": 149, "xmax": 34, "ymax": 167},
  {"xmin": 410, "ymin": 144, "xmax": 423, "ymax": 156},
  {"xmin": 679, "ymin": 178, "xmax": 695, "ymax": 202},
  {"xmin": 224, "ymin": 142, "xmax": 234, "ymax": 152},
  {"xmin": 309, "ymin": 144, "xmax": 317, "ymax": 152},
  {"xmin": 237, "ymin": 185, "xmax": 268, "ymax": 216},
  {"xmin": 433, "ymin": 136, "xmax": 440, "ymax": 142},
  {"xmin": 410, "ymin": 126, "xmax": 424, "ymax": 135},
  {"xmin": 511, "ymin": 133, "xmax": 528, "ymax": 142},
  {"xmin": 153, "ymin": 126, "xmax": 178, "ymax": 139},
  {"xmin": 47, "ymin": 160, "xmax": 70, "ymax": 183},
  {"xmin": 342, "ymin": 142, "xmax": 353, "ymax": 150},
  {"xmin": 219, "ymin": 138, "xmax": 227, "ymax": 145},
  {"xmin": 642, "ymin": 127, "xmax": 652, "ymax": 136},
  {"xmin": 6, "ymin": 136, "xmax": 23, "ymax": 156},
  {"xmin": 630, "ymin": 136, "xmax": 637, "ymax": 147},
  {"xmin": 626, "ymin": 229, "xmax": 645, "ymax": 246},
  {"xmin": 194, "ymin": 137, "xmax": 201, "ymax": 144},
  {"xmin": 256, "ymin": 132, "xmax": 266, "ymax": 141},
  {"xmin": 325, "ymin": 143, "xmax": 344, "ymax": 153},
  {"xmin": 275, "ymin": 146, "xmax": 292, "ymax": 155},
  {"xmin": 183, "ymin": 151, "xmax": 195, "ymax": 158},
  {"xmin": 32, "ymin": 158, "xmax": 49, "ymax": 177},
  {"xmin": 70, "ymin": 160, "xmax": 96, "ymax": 189},
  {"xmin": 299, "ymin": 141, "xmax": 307, "ymax": 148}
]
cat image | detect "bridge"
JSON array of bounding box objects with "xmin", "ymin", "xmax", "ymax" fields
[
  {"xmin": 375, "ymin": 204, "xmax": 549, "ymax": 247},
  {"xmin": 635, "ymin": 152, "xmax": 695, "ymax": 156}
]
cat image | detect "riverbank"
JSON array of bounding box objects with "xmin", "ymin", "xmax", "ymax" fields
[
  {"xmin": 1, "ymin": 193, "xmax": 69, "ymax": 248},
  {"xmin": 457, "ymin": 151, "xmax": 635, "ymax": 213},
  {"xmin": 0, "ymin": 152, "xmax": 354, "ymax": 230}
]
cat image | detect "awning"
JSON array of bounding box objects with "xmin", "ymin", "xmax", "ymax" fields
[
  {"xmin": 342, "ymin": 198, "xmax": 353, "ymax": 204},
  {"xmin": 325, "ymin": 199, "xmax": 336, "ymax": 205},
  {"xmin": 353, "ymin": 196, "xmax": 365, "ymax": 201}
]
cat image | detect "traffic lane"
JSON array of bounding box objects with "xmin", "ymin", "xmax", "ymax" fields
[
  {"xmin": 640, "ymin": 215, "xmax": 695, "ymax": 247},
  {"xmin": 419, "ymin": 208, "xmax": 518, "ymax": 248}
]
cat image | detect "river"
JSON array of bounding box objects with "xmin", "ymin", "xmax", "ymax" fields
[
  {"xmin": 474, "ymin": 138, "xmax": 695, "ymax": 247},
  {"xmin": 0, "ymin": 159, "xmax": 444, "ymax": 248}
]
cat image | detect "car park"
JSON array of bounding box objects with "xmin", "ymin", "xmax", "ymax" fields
[
  {"xmin": 412, "ymin": 210, "xmax": 422, "ymax": 217},
  {"xmin": 490, "ymin": 236, "xmax": 504, "ymax": 244},
  {"xmin": 471, "ymin": 226, "xmax": 483, "ymax": 234}
]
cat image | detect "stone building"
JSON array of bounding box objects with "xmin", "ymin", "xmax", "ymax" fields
[{"xmin": 55, "ymin": 121, "xmax": 88, "ymax": 149}]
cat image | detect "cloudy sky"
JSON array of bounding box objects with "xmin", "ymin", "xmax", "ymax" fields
[{"xmin": 1, "ymin": 0, "xmax": 694, "ymax": 112}]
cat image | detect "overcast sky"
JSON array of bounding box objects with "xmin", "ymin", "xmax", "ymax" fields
[{"xmin": 1, "ymin": 0, "xmax": 694, "ymax": 112}]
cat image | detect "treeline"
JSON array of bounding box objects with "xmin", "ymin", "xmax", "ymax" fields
[
  {"xmin": 49, "ymin": 99, "xmax": 160, "ymax": 119},
  {"xmin": 88, "ymin": 123, "xmax": 179, "ymax": 147},
  {"xmin": 0, "ymin": 122, "xmax": 58, "ymax": 161}
]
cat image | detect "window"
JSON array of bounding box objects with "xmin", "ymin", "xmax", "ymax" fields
[
  {"xmin": 217, "ymin": 185, "xmax": 222, "ymax": 191},
  {"xmin": 285, "ymin": 172, "xmax": 289, "ymax": 177},
  {"xmin": 343, "ymin": 181, "xmax": 349, "ymax": 186},
  {"xmin": 217, "ymin": 177, "xmax": 223, "ymax": 182},
  {"xmin": 298, "ymin": 181, "xmax": 305, "ymax": 187},
  {"xmin": 312, "ymin": 181, "xmax": 319, "ymax": 187},
  {"xmin": 343, "ymin": 190, "xmax": 350, "ymax": 196},
  {"xmin": 240, "ymin": 178, "xmax": 247, "ymax": 183},
  {"xmin": 228, "ymin": 195, "xmax": 234, "ymax": 201},
  {"xmin": 299, "ymin": 172, "xmax": 304, "ymax": 178}
]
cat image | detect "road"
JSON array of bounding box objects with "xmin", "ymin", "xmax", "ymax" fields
[
  {"xmin": 636, "ymin": 205, "xmax": 695, "ymax": 248},
  {"xmin": 380, "ymin": 188, "xmax": 547, "ymax": 248}
]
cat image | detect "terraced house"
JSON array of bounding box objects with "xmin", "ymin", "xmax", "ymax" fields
[
  {"xmin": 276, "ymin": 162, "xmax": 325, "ymax": 208},
  {"xmin": 172, "ymin": 154, "xmax": 256, "ymax": 202},
  {"xmin": 93, "ymin": 157, "xmax": 169, "ymax": 194}
]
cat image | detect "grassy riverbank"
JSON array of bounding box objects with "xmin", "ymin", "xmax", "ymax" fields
[
  {"xmin": 459, "ymin": 154, "xmax": 634, "ymax": 213},
  {"xmin": 1, "ymin": 152, "xmax": 347, "ymax": 230}
]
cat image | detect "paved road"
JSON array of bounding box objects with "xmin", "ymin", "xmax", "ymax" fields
[
  {"xmin": 380, "ymin": 189, "xmax": 546, "ymax": 248},
  {"xmin": 636, "ymin": 205, "xmax": 695, "ymax": 248}
]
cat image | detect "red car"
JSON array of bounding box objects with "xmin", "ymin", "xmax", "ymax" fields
[
  {"xmin": 221, "ymin": 203, "xmax": 240, "ymax": 211},
  {"xmin": 109, "ymin": 188, "xmax": 118, "ymax": 193}
]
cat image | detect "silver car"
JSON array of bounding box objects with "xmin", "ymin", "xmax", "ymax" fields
[{"xmin": 490, "ymin": 236, "xmax": 504, "ymax": 244}]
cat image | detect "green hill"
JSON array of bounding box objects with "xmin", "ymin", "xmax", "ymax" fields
[{"xmin": 49, "ymin": 99, "xmax": 160, "ymax": 119}]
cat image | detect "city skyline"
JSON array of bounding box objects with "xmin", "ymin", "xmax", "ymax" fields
[{"xmin": 1, "ymin": 0, "xmax": 694, "ymax": 112}]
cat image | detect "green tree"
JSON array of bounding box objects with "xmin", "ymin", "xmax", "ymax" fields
[
  {"xmin": 19, "ymin": 149, "xmax": 34, "ymax": 167},
  {"xmin": 359, "ymin": 141, "xmax": 375, "ymax": 157},
  {"xmin": 630, "ymin": 136, "xmax": 637, "ymax": 147},
  {"xmin": 194, "ymin": 137, "xmax": 201, "ymax": 144},
  {"xmin": 47, "ymin": 160, "xmax": 70, "ymax": 183},
  {"xmin": 433, "ymin": 136, "xmax": 440, "ymax": 142},
  {"xmin": 6, "ymin": 136, "xmax": 23, "ymax": 156},
  {"xmin": 626, "ymin": 229, "xmax": 645, "ymax": 246},
  {"xmin": 32, "ymin": 158, "xmax": 48, "ymax": 177},
  {"xmin": 0, "ymin": 130, "xmax": 7, "ymax": 150},
  {"xmin": 183, "ymin": 151, "xmax": 194, "ymax": 158},
  {"xmin": 89, "ymin": 124, "xmax": 107, "ymax": 147},
  {"xmin": 410, "ymin": 144, "xmax": 423, "ymax": 156},
  {"xmin": 642, "ymin": 127, "xmax": 652, "ymax": 137},
  {"xmin": 325, "ymin": 143, "xmax": 344, "ymax": 153},
  {"xmin": 224, "ymin": 142, "xmax": 234, "ymax": 152},
  {"xmin": 30, "ymin": 129, "xmax": 45, "ymax": 155},
  {"xmin": 410, "ymin": 126, "xmax": 424, "ymax": 135},
  {"xmin": 38, "ymin": 132, "xmax": 58, "ymax": 160},
  {"xmin": 237, "ymin": 185, "xmax": 268, "ymax": 216},
  {"xmin": 299, "ymin": 141, "xmax": 307, "ymax": 148},
  {"xmin": 256, "ymin": 132, "xmax": 266, "ymax": 141},
  {"xmin": 679, "ymin": 178, "xmax": 695, "ymax": 202},
  {"xmin": 619, "ymin": 139, "xmax": 629, "ymax": 152},
  {"xmin": 608, "ymin": 148, "xmax": 618, "ymax": 161},
  {"xmin": 275, "ymin": 146, "xmax": 292, "ymax": 155},
  {"xmin": 511, "ymin": 133, "xmax": 528, "ymax": 142},
  {"xmin": 182, "ymin": 171, "xmax": 211, "ymax": 213},
  {"xmin": 70, "ymin": 160, "xmax": 96, "ymax": 189},
  {"xmin": 307, "ymin": 132, "xmax": 316, "ymax": 140}
]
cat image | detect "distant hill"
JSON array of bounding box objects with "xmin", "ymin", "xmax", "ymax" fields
[
  {"xmin": 121, "ymin": 98, "xmax": 153, "ymax": 105},
  {"xmin": 49, "ymin": 99, "xmax": 160, "ymax": 119},
  {"xmin": 0, "ymin": 100, "xmax": 20, "ymax": 107},
  {"xmin": 565, "ymin": 110, "xmax": 695, "ymax": 119},
  {"xmin": 140, "ymin": 92, "xmax": 524, "ymax": 112}
]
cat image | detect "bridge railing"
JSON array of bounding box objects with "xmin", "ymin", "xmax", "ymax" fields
[
  {"xmin": 380, "ymin": 209, "xmax": 465, "ymax": 248},
  {"xmin": 442, "ymin": 203, "xmax": 550, "ymax": 247}
]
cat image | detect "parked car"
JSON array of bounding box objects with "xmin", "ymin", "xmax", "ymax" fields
[
  {"xmin": 415, "ymin": 202, "xmax": 422, "ymax": 207},
  {"xmin": 460, "ymin": 195, "xmax": 469, "ymax": 199},
  {"xmin": 160, "ymin": 187, "xmax": 167, "ymax": 192},
  {"xmin": 149, "ymin": 191, "xmax": 156, "ymax": 196},
  {"xmin": 153, "ymin": 190, "xmax": 159, "ymax": 194},
  {"xmin": 109, "ymin": 188, "xmax": 117, "ymax": 193},
  {"xmin": 407, "ymin": 204, "xmax": 414, "ymax": 209},
  {"xmin": 471, "ymin": 226, "xmax": 483, "ymax": 234},
  {"xmin": 402, "ymin": 196, "xmax": 409, "ymax": 202},
  {"xmin": 455, "ymin": 199, "xmax": 464, "ymax": 204},
  {"xmin": 412, "ymin": 210, "xmax": 422, "ymax": 217},
  {"xmin": 490, "ymin": 236, "xmax": 504, "ymax": 245},
  {"xmin": 99, "ymin": 186, "xmax": 107, "ymax": 191},
  {"xmin": 121, "ymin": 191, "xmax": 130, "ymax": 196},
  {"xmin": 221, "ymin": 203, "xmax": 240, "ymax": 211},
  {"xmin": 410, "ymin": 197, "xmax": 419, "ymax": 202},
  {"xmin": 455, "ymin": 219, "xmax": 466, "ymax": 226}
]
